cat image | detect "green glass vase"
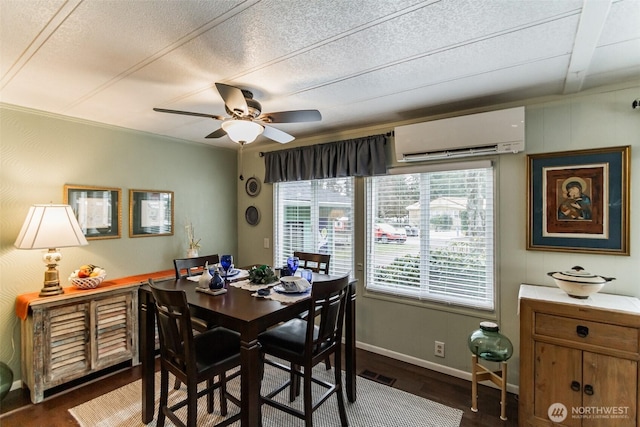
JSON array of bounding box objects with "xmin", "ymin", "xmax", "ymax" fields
[
  {"xmin": 467, "ymin": 321, "xmax": 513, "ymax": 362},
  {"xmin": 0, "ymin": 362, "xmax": 13, "ymax": 401}
]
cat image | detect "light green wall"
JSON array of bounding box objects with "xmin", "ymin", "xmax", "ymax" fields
[
  {"xmin": 0, "ymin": 105, "xmax": 237, "ymax": 382},
  {"xmin": 238, "ymin": 81, "xmax": 640, "ymax": 388},
  {"xmin": 2, "ymin": 81, "xmax": 638, "ymax": 391}
]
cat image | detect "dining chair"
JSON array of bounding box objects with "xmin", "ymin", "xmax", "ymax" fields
[
  {"xmin": 173, "ymin": 254, "xmax": 221, "ymax": 332},
  {"xmin": 148, "ymin": 280, "xmax": 241, "ymax": 427},
  {"xmin": 173, "ymin": 255, "xmax": 221, "ymax": 389},
  {"xmin": 293, "ymin": 251, "xmax": 333, "ymax": 370},
  {"xmin": 293, "ymin": 251, "xmax": 330, "ymax": 274},
  {"xmin": 258, "ymin": 274, "xmax": 350, "ymax": 427},
  {"xmin": 174, "ymin": 254, "xmax": 220, "ymax": 278}
]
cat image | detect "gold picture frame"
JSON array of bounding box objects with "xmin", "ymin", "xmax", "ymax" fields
[
  {"xmin": 64, "ymin": 184, "xmax": 122, "ymax": 240},
  {"xmin": 526, "ymin": 146, "xmax": 630, "ymax": 255},
  {"xmin": 129, "ymin": 189, "xmax": 174, "ymax": 237}
]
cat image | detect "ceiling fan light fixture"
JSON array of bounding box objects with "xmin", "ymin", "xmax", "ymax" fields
[{"xmin": 221, "ymin": 120, "xmax": 264, "ymax": 144}]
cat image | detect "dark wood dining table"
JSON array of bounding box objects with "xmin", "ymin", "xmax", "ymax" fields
[{"xmin": 138, "ymin": 273, "xmax": 357, "ymax": 426}]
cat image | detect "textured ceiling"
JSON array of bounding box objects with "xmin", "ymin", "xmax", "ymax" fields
[{"xmin": 1, "ymin": 0, "xmax": 639, "ymax": 150}]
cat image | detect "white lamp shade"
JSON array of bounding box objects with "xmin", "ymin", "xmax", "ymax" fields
[
  {"xmin": 221, "ymin": 120, "xmax": 264, "ymax": 144},
  {"xmin": 14, "ymin": 204, "xmax": 89, "ymax": 249}
]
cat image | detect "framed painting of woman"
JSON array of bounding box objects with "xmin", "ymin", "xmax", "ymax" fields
[{"xmin": 527, "ymin": 146, "xmax": 630, "ymax": 255}]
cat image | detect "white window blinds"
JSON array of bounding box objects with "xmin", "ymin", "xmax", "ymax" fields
[
  {"xmin": 274, "ymin": 178, "xmax": 354, "ymax": 277},
  {"xmin": 365, "ymin": 162, "xmax": 495, "ymax": 310}
]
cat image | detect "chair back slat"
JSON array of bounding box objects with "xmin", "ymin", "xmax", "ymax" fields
[
  {"xmin": 307, "ymin": 275, "xmax": 349, "ymax": 357},
  {"xmin": 173, "ymin": 254, "xmax": 220, "ymax": 278},
  {"xmin": 294, "ymin": 251, "xmax": 330, "ymax": 274}
]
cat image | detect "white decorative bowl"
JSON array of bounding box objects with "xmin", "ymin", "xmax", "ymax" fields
[
  {"xmin": 547, "ymin": 266, "xmax": 614, "ymax": 299},
  {"xmin": 70, "ymin": 272, "xmax": 106, "ymax": 289}
]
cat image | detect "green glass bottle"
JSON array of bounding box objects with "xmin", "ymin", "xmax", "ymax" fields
[
  {"xmin": 0, "ymin": 362, "xmax": 13, "ymax": 401},
  {"xmin": 467, "ymin": 321, "xmax": 513, "ymax": 362}
]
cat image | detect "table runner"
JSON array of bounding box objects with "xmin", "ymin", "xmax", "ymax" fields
[
  {"xmin": 15, "ymin": 269, "xmax": 175, "ymax": 320},
  {"xmin": 251, "ymin": 289, "xmax": 310, "ymax": 304},
  {"xmin": 182, "ymin": 272, "xmax": 308, "ymax": 304}
]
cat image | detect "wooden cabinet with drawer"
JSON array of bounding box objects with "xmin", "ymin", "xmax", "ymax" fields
[
  {"xmin": 20, "ymin": 285, "xmax": 139, "ymax": 403},
  {"xmin": 519, "ymin": 285, "xmax": 640, "ymax": 427}
]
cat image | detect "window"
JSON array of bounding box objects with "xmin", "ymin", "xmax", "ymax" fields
[
  {"xmin": 365, "ymin": 161, "xmax": 495, "ymax": 310},
  {"xmin": 274, "ymin": 178, "xmax": 354, "ymax": 277}
]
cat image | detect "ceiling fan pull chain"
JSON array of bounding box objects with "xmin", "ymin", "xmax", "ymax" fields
[{"xmin": 239, "ymin": 142, "xmax": 245, "ymax": 181}]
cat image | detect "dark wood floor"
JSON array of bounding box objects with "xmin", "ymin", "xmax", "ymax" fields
[{"xmin": 0, "ymin": 348, "xmax": 518, "ymax": 426}]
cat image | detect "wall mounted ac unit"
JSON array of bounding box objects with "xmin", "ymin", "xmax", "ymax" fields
[{"xmin": 394, "ymin": 106, "xmax": 525, "ymax": 162}]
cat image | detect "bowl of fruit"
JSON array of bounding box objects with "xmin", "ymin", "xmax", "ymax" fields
[{"xmin": 69, "ymin": 264, "xmax": 106, "ymax": 289}]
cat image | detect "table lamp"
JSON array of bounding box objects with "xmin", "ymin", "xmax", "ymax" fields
[{"xmin": 14, "ymin": 204, "xmax": 89, "ymax": 297}]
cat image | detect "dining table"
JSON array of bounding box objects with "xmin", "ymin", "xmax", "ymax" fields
[{"xmin": 138, "ymin": 271, "xmax": 357, "ymax": 426}]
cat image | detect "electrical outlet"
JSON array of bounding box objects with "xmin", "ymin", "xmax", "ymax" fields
[{"xmin": 435, "ymin": 341, "xmax": 445, "ymax": 358}]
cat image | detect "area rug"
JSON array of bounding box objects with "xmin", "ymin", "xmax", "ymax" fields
[{"xmin": 69, "ymin": 363, "xmax": 462, "ymax": 427}]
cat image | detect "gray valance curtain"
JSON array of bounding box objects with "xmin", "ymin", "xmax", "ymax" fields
[{"xmin": 263, "ymin": 134, "xmax": 387, "ymax": 183}]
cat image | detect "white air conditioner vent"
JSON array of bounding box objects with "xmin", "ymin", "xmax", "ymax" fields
[{"xmin": 395, "ymin": 107, "xmax": 525, "ymax": 162}]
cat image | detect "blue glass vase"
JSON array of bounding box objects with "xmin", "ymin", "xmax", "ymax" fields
[{"xmin": 210, "ymin": 271, "xmax": 225, "ymax": 290}]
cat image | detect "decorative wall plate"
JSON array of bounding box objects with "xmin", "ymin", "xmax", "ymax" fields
[
  {"xmin": 245, "ymin": 177, "xmax": 261, "ymax": 197},
  {"xmin": 245, "ymin": 206, "xmax": 260, "ymax": 226}
]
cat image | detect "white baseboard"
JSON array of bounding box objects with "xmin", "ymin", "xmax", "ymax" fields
[{"xmin": 356, "ymin": 341, "xmax": 519, "ymax": 395}]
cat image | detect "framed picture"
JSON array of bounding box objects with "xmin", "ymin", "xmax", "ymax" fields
[
  {"xmin": 527, "ymin": 146, "xmax": 630, "ymax": 255},
  {"xmin": 64, "ymin": 184, "xmax": 121, "ymax": 240},
  {"xmin": 129, "ymin": 189, "xmax": 174, "ymax": 237}
]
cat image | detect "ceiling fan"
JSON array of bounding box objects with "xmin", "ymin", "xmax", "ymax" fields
[{"xmin": 153, "ymin": 82, "xmax": 321, "ymax": 145}]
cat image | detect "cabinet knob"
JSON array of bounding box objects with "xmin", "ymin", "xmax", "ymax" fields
[
  {"xmin": 584, "ymin": 384, "xmax": 594, "ymax": 395},
  {"xmin": 576, "ymin": 325, "xmax": 589, "ymax": 338},
  {"xmin": 571, "ymin": 381, "xmax": 581, "ymax": 391}
]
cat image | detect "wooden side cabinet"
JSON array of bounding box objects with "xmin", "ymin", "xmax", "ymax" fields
[
  {"xmin": 519, "ymin": 285, "xmax": 640, "ymax": 427},
  {"xmin": 20, "ymin": 284, "xmax": 139, "ymax": 403}
]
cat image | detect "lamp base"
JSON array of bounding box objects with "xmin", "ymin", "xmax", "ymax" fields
[
  {"xmin": 39, "ymin": 283, "xmax": 64, "ymax": 297},
  {"xmin": 39, "ymin": 255, "xmax": 64, "ymax": 297}
]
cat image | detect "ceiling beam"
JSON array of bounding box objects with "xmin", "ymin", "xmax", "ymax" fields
[{"xmin": 563, "ymin": 0, "xmax": 613, "ymax": 94}]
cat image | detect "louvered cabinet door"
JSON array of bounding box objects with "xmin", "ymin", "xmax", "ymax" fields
[
  {"xmin": 43, "ymin": 302, "xmax": 91, "ymax": 387},
  {"xmin": 92, "ymin": 293, "xmax": 134, "ymax": 369},
  {"xmin": 21, "ymin": 284, "xmax": 139, "ymax": 403}
]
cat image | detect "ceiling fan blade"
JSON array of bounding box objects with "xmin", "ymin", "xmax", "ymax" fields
[
  {"xmin": 262, "ymin": 125, "xmax": 294, "ymax": 144},
  {"xmin": 153, "ymin": 108, "xmax": 223, "ymax": 120},
  {"xmin": 259, "ymin": 109, "xmax": 321, "ymax": 123},
  {"xmin": 215, "ymin": 83, "xmax": 248, "ymax": 116},
  {"xmin": 205, "ymin": 128, "xmax": 227, "ymax": 139}
]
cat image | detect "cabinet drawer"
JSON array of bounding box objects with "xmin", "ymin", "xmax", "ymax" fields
[{"xmin": 535, "ymin": 313, "xmax": 639, "ymax": 353}]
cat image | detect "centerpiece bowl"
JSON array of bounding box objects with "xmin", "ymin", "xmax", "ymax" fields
[{"xmin": 69, "ymin": 271, "xmax": 107, "ymax": 289}]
